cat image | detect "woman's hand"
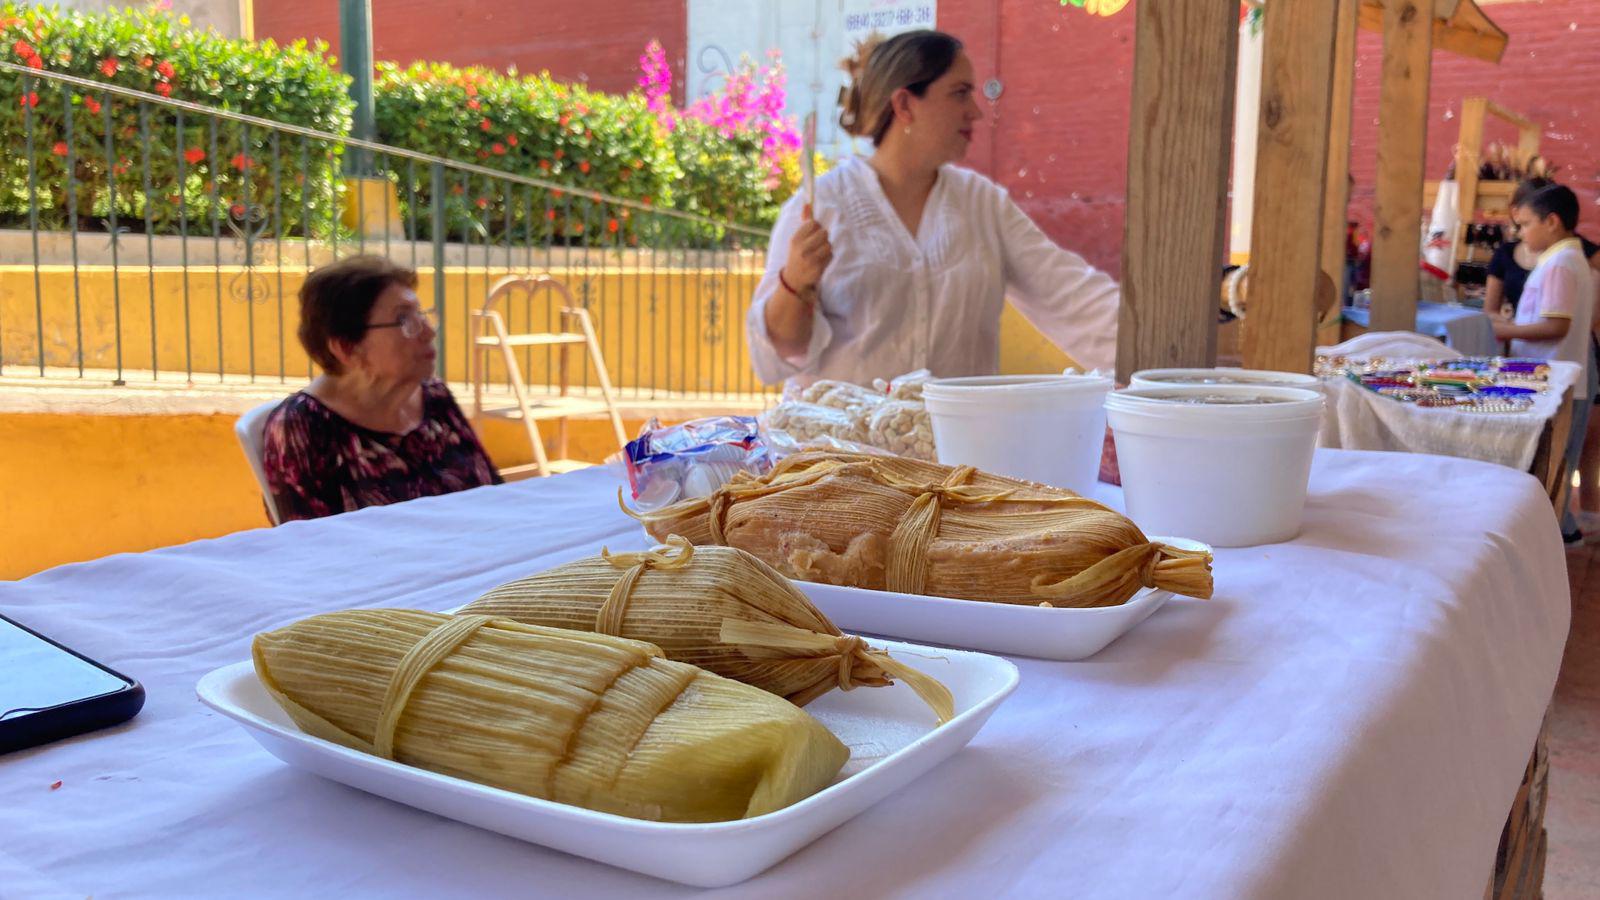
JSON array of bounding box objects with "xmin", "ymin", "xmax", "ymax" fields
[{"xmin": 783, "ymin": 205, "xmax": 833, "ymax": 294}]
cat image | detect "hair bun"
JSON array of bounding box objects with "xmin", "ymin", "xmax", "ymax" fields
[{"xmin": 838, "ymin": 34, "xmax": 885, "ymax": 137}]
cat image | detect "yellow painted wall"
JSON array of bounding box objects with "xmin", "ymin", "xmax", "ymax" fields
[
  {"xmin": 1, "ymin": 265, "xmax": 1073, "ymax": 388},
  {"xmin": 1, "ymin": 265, "xmax": 1076, "ymax": 579},
  {"xmin": 0, "ymin": 409, "xmax": 647, "ymax": 580}
]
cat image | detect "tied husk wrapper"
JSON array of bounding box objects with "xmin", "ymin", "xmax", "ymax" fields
[
  {"xmin": 251, "ymin": 608, "xmax": 849, "ymax": 823},
  {"xmin": 462, "ymin": 536, "xmax": 954, "ymax": 723},
  {"xmin": 626, "ymin": 450, "xmax": 1213, "ymax": 608}
]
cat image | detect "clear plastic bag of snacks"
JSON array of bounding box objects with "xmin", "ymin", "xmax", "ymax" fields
[
  {"xmin": 760, "ymin": 370, "xmax": 940, "ymax": 461},
  {"xmin": 624, "ymin": 416, "xmax": 773, "ymax": 510}
]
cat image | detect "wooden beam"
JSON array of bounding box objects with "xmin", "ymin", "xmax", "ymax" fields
[
  {"xmin": 1244, "ymin": 0, "xmax": 1341, "ymax": 373},
  {"xmin": 1320, "ymin": 0, "xmax": 1361, "ymax": 322},
  {"xmin": 1370, "ymin": 0, "xmax": 1434, "ymax": 334},
  {"xmin": 1455, "ymin": 97, "xmax": 1488, "ymax": 266},
  {"xmin": 1116, "ymin": 0, "xmax": 1238, "ymax": 380},
  {"xmin": 1358, "ymin": 0, "xmax": 1507, "ymax": 63}
]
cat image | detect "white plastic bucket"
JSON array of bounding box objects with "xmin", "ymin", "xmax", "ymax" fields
[
  {"xmin": 1105, "ymin": 385, "xmax": 1324, "ymax": 547},
  {"xmin": 1130, "ymin": 367, "xmax": 1322, "ymax": 393},
  {"xmin": 922, "ymin": 374, "xmax": 1114, "ymax": 493}
]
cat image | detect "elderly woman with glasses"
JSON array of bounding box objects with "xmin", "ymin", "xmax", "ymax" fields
[{"xmin": 261, "ymin": 255, "xmax": 501, "ymax": 522}]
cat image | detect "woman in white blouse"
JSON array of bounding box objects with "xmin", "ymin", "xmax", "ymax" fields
[{"xmin": 748, "ymin": 29, "xmax": 1120, "ymax": 388}]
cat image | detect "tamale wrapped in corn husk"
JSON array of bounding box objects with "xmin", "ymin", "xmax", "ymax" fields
[
  {"xmin": 252, "ymin": 608, "xmax": 849, "ymax": 823},
  {"xmin": 627, "ymin": 450, "xmax": 1213, "ymax": 608},
  {"xmin": 461, "ymin": 536, "xmax": 954, "ymax": 722}
]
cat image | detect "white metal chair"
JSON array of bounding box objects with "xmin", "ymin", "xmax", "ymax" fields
[{"xmin": 235, "ymin": 400, "xmax": 285, "ymax": 525}]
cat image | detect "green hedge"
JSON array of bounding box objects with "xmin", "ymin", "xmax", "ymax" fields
[
  {"xmin": 2, "ymin": 5, "xmax": 785, "ymax": 245},
  {"xmin": 0, "ymin": 3, "xmax": 353, "ymax": 237},
  {"xmin": 371, "ymin": 60, "xmax": 684, "ymax": 245}
]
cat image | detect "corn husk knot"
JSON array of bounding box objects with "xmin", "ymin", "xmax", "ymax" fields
[
  {"xmin": 463, "ymin": 538, "xmax": 954, "ymax": 723},
  {"xmin": 625, "ymin": 450, "xmax": 1214, "ymax": 608}
]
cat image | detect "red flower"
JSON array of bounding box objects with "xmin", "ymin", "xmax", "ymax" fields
[
  {"xmin": 584, "ymin": 129, "xmax": 592, "ymax": 139},
  {"xmin": 554, "ymin": 149, "xmax": 564, "ymax": 160},
  {"xmin": 24, "ymin": 54, "xmax": 41, "ymax": 69},
  {"xmin": 640, "ymin": 195, "xmax": 651, "ymax": 206},
  {"xmin": 476, "ymin": 149, "xmax": 489, "ymax": 159},
  {"xmin": 154, "ymin": 83, "xmax": 172, "ymax": 97},
  {"xmin": 491, "ymin": 142, "xmax": 505, "ymax": 155},
  {"xmin": 475, "ymin": 197, "xmax": 488, "ymax": 209},
  {"xmin": 230, "ymin": 153, "xmax": 251, "ymax": 171},
  {"xmin": 83, "ymin": 96, "xmax": 101, "ymax": 114},
  {"xmin": 538, "ymin": 159, "xmax": 550, "ymax": 171},
  {"xmin": 183, "ymin": 146, "xmax": 206, "ymax": 165},
  {"xmin": 51, "ymin": 141, "xmax": 67, "ymax": 156},
  {"xmin": 552, "ymin": 189, "xmax": 563, "ymax": 198},
  {"xmin": 464, "ymin": 83, "xmax": 477, "ymax": 97},
  {"xmin": 574, "ymin": 103, "xmax": 589, "ymax": 115},
  {"xmin": 506, "ymin": 134, "xmax": 517, "ymax": 146},
  {"xmin": 99, "ymin": 57, "xmax": 118, "ymax": 77},
  {"xmin": 578, "ymin": 160, "xmax": 590, "ymax": 174},
  {"xmin": 18, "ymin": 91, "xmax": 38, "ymax": 109},
  {"xmin": 606, "ymin": 218, "xmax": 618, "ymax": 233},
  {"xmin": 571, "ymin": 222, "xmax": 583, "ymax": 234},
  {"xmin": 558, "ymin": 114, "xmax": 570, "ymax": 128},
  {"xmin": 479, "ymin": 117, "xmax": 491, "ymax": 132},
  {"xmin": 545, "ymin": 209, "xmax": 555, "ymax": 221},
  {"xmin": 139, "ymin": 56, "xmax": 153, "ymax": 68},
  {"xmin": 13, "ymin": 39, "xmax": 34, "ymax": 58},
  {"xmin": 466, "ymin": 98, "xmax": 480, "ymax": 111},
  {"xmin": 155, "ymin": 60, "xmax": 175, "ymax": 79},
  {"xmin": 449, "ymin": 183, "xmax": 464, "ymax": 195},
  {"xmin": 230, "ymin": 203, "xmax": 246, "ymax": 217}
]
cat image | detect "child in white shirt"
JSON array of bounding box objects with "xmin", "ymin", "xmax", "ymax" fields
[{"xmin": 1494, "ymin": 184, "xmax": 1597, "ymax": 538}]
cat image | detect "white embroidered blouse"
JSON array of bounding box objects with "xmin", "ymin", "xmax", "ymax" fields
[{"xmin": 745, "ymin": 157, "xmax": 1120, "ymax": 388}]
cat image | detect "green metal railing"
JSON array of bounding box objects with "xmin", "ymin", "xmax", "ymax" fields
[{"xmin": 1, "ymin": 62, "xmax": 773, "ymax": 401}]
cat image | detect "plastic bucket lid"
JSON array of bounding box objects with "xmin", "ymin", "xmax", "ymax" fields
[
  {"xmin": 1105, "ymin": 385, "xmax": 1324, "ymax": 423},
  {"xmin": 924, "ymin": 374, "xmax": 1115, "ymax": 412},
  {"xmin": 1130, "ymin": 367, "xmax": 1321, "ymax": 390}
]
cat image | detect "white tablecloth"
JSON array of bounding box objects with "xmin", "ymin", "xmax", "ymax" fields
[
  {"xmin": 0, "ymin": 450, "xmax": 1571, "ymax": 899},
  {"xmin": 1320, "ymin": 360, "xmax": 1583, "ymax": 471}
]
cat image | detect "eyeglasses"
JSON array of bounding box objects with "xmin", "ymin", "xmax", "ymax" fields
[{"xmin": 365, "ymin": 307, "xmax": 435, "ymax": 340}]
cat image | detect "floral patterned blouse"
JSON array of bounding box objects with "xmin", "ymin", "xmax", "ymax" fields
[{"xmin": 261, "ymin": 379, "xmax": 502, "ymax": 523}]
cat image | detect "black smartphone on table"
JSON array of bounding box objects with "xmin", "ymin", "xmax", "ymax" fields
[{"xmin": 0, "ymin": 611, "xmax": 144, "ymax": 755}]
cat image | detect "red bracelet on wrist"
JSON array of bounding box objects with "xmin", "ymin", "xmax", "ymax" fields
[{"xmin": 778, "ymin": 268, "xmax": 801, "ymax": 297}]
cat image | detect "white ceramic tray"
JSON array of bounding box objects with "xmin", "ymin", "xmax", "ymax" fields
[
  {"xmin": 196, "ymin": 639, "xmax": 1018, "ymax": 888},
  {"xmin": 795, "ymin": 537, "xmax": 1211, "ymax": 660}
]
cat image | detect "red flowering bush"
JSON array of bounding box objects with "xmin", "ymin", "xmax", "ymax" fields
[
  {"xmin": 0, "ymin": 2, "xmax": 351, "ymax": 236},
  {"xmin": 373, "ymin": 60, "xmax": 678, "ymax": 244}
]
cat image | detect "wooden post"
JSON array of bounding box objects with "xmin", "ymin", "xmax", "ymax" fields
[
  {"xmin": 1370, "ymin": 0, "xmax": 1434, "ymax": 334},
  {"xmin": 1454, "ymin": 97, "xmax": 1488, "ymax": 266},
  {"xmin": 1116, "ymin": 0, "xmax": 1238, "ymax": 382},
  {"xmin": 1320, "ymin": 0, "xmax": 1361, "ymax": 319},
  {"xmin": 1243, "ymin": 0, "xmax": 1342, "ymax": 373}
]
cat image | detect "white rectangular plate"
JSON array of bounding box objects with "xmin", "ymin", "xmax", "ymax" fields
[
  {"xmin": 795, "ymin": 536, "xmax": 1210, "ymax": 660},
  {"xmin": 196, "ymin": 639, "xmax": 1018, "ymax": 888}
]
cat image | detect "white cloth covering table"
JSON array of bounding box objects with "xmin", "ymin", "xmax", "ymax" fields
[
  {"xmin": 1319, "ymin": 360, "xmax": 1582, "ymax": 471},
  {"xmin": 0, "ymin": 449, "xmax": 1570, "ymax": 899}
]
